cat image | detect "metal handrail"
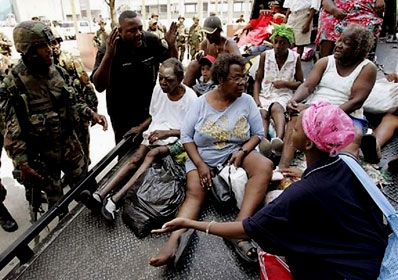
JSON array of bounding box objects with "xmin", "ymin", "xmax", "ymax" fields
[{"xmin": 0, "ymin": 134, "xmax": 134, "ymax": 270}]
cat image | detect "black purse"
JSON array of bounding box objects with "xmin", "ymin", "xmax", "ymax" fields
[{"xmin": 210, "ymin": 164, "xmax": 237, "ymax": 210}]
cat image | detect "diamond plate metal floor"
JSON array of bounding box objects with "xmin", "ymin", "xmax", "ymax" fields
[{"xmin": 8, "ymin": 202, "xmax": 258, "ymax": 280}]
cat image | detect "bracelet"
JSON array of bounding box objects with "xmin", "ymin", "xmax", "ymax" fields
[
  {"xmin": 239, "ymin": 148, "xmax": 248, "ymax": 156},
  {"xmin": 206, "ymin": 220, "xmax": 216, "ymax": 236}
]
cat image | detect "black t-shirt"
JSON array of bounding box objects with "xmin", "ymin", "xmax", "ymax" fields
[
  {"xmin": 243, "ymin": 156, "xmax": 388, "ymax": 280},
  {"xmin": 92, "ymin": 32, "xmax": 169, "ymax": 139}
]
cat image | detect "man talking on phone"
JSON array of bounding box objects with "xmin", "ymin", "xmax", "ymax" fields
[{"xmin": 92, "ymin": 10, "xmax": 178, "ymax": 144}]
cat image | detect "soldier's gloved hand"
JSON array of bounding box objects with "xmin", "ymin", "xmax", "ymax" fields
[
  {"xmin": 91, "ymin": 113, "xmax": 108, "ymax": 131},
  {"xmin": 20, "ymin": 165, "xmax": 43, "ymax": 184}
]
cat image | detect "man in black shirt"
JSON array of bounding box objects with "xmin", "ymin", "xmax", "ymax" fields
[{"xmin": 92, "ymin": 10, "xmax": 177, "ymax": 143}]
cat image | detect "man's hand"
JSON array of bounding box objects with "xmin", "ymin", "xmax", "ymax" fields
[
  {"xmin": 164, "ymin": 22, "xmax": 178, "ymax": 46},
  {"xmin": 105, "ymin": 28, "xmax": 120, "ymax": 57},
  {"xmin": 91, "ymin": 113, "xmax": 108, "ymax": 131},
  {"xmin": 195, "ymin": 50, "xmax": 205, "ymax": 61},
  {"xmin": 20, "ymin": 165, "xmax": 43, "ymax": 184},
  {"xmin": 148, "ymin": 130, "xmax": 170, "ymax": 144}
]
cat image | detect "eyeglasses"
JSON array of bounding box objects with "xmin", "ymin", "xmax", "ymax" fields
[{"xmin": 227, "ymin": 75, "xmax": 246, "ymax": 83}]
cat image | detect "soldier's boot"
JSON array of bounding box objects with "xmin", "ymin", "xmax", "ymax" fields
[{"xmin": 0, "ymin": 202, "xmax": 18, "ymax": 232}]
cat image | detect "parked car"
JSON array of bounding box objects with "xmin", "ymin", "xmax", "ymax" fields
[
  {"xmin": 60, "ymin": 21, "xmax": 75, "ymax": 40},
  {"xmin": 78, "ymin": 20, "xmax": 91, "ymax": 33}
]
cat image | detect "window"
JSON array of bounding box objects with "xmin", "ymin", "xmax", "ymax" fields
[
  {"xmin": 185, "ymin": 3, "xmax": 196, "ymax": 13},
  {"xmin": 234, "ymin": 2, "xmax": 243, "ymax": 12},
  {"xmin": 160, "ymin": 5, "xmax": 167, "ymax": 13},
  {"xmin": 145, "ymin": 6, "xmax": 150, "ymax": 14}
]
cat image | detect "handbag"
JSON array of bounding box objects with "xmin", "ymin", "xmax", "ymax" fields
[
  {"xmin": 363, "ymin": 78, "xmax": 398, "ymax": 114},
  {"xmin": 211, "ymin": 164, "xmax": 236, "ymax": 209},
  {"xmin": 211, "ymin": 164, "xmax": 248, "ymax": 209},
  {"xmin": 340, "ymin": 154, "xmax": 398, "ymax": 280},
  {"xmin": 258, "ymin": 249, "xmax": 293, "ymax": 280}
]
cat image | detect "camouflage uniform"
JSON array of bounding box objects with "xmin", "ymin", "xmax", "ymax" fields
[
  {"xmin": 0, "ymin": 21, "xmax": 93, "ymax": 206},
  {"xmin": 176, "ymin": 17, "xmax": 188, "ymax": 61},
  {"xmin": 188, "ymin": 20, "xmax": 203, "ymax": 59},
  {"xmin": 56, "ymin": 51, "xmax": 98, "ymax": 164},
  {"xmin": 93, "ymin": 28, "xmax": 109, "ymax": 48},
  {"xmin": 0, "ymin": 32, "xmax": 12, "ymax": 76}
]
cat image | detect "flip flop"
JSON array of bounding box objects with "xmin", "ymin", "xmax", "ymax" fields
[
  {"xmin": 388, "ymin": 156, "xmax": 398, "ymax": 173},
  {"xmin": 174, "ymin": 228, "xmax": 196, "ymax": 267},
  {"xmin": 361, "ymin": 134, "xmax": 381, "ymax": 164},
  {"xmin": 226, "ymin": 238, "xmax": 258, "ymax": 264}
]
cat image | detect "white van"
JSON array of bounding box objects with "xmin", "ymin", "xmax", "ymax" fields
[{"xmin": 60, "ymin": 21, "xmax": 75, "ymax": 40}]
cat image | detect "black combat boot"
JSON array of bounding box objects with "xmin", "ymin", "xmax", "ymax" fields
[{"xmin": 0, "ymin": 202, "xmax": 18, "ymax": 232}]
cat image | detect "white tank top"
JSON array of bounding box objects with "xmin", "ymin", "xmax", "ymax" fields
[{"xmin": 308, "ymin": 55, "xmax": 371, "ymax": 118}]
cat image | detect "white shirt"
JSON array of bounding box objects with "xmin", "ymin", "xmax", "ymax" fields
[
  {"xmin": 283, "ymin": 0, "xmax": 321, "ymax": 12},
  {"xmin": 143, "ymin": 84, "xmax": 198, "ymax": 145},
  {"xmin": 307, "ymin": 56, "xmax": 370, "ymax": 119}
]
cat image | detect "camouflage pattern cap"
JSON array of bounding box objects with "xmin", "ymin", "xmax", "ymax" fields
[{"xmin": 13, "ymin": 20, "xmax": 56, "ymax": 55}]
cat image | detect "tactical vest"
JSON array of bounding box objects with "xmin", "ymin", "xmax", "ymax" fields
[{"xmin": 2, "ymin": 64, "xmax": 80, "ymax": 142}]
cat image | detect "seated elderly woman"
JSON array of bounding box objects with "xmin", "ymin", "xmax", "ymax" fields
[
  {"xmin": 277, "ymin": 24, "xmax": 377, "ymax": 172},
  {"xmin": 153, "ymin": 102, "xmax": 388, "ymax": 280},
  {"xmin": 149, "ymin": 54, "xmax": 273, "ymax": 266},
  {"xmin": 80, "ymin": 58, "xmax": 197, "ymax": 221}
]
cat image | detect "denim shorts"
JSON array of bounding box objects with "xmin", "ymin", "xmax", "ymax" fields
[{"xmin": 350, "ymin": 115, "xmax": 368, "ymax": 135}]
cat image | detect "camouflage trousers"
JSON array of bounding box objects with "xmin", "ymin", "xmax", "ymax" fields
[
  {"xmin": 24, "ymin": 133, "xmax": 88, "ymax": 206},
  {"xmin": 75, "ymin": 120, "xmax": 91, "ymax": 165},
  {"xmin": 190, "ymin": 44, "xmax": 200, "ymax": 60},
  {"xmin": 177, "ymin": 43, "xmax": 186, "ymax": 62}
]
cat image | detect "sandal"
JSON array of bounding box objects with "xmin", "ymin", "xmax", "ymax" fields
[
  {"xmin": 226, "ymin": 238, "xmax": 258, "ymax": 264},
  {"xmin": 174, "ymin": 228, "xmax": 196, "ymax": 267},
  {"xmin": 361, "ymin": 134, "xmax": 381, "ymax": 164}
]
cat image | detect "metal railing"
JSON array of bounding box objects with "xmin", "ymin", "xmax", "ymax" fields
[{"xmin": 0, "ymin": 134, "xmax": 133, "ymax": 271}]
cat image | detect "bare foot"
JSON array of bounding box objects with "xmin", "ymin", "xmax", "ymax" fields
[{"xmin": 149, "ymin": 238, "xmax": 179, "ymax": 266}]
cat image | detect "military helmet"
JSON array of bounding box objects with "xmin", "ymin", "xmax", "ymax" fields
[
  {"xmin": 98, "ymin": 19, "xmax": 106, "ymax": 25},
  {"xmin": 13, "ymin": 20, "xmax": 56, "ymax": 55},
  {"xmin": 178, "ymin": 15, "xmax": 185, "ymax": 21}
]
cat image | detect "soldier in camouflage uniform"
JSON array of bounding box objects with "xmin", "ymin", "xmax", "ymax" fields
[
  {"xmin": 188, "ymin": 16, "xmax": 203, "ymax": 60},
  {"xmin": 176, "ymin": 15, "xmax": 188, "ymax": 61},
  {"xmin": 52, "ymin": 31, "xmax": 98, "ymax": 165},
  {"xmin": 0, "ymin": 21, "xmax": 108, "ymax": 209},
  {"xmin": 93, "ymin": 19, "xmax": 109, "ymax": 48},
  {"xmin": 0, "ymin": 32, "xmax": 13, "ymax": 76}
]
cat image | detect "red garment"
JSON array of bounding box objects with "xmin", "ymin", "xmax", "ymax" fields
[{"xmin": 237, "ymin": 14, "xmax": 284, "ymax": 47}]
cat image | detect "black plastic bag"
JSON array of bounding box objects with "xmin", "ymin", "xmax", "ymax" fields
[{"xmin": 122, "ymin": 155, "xmax": 186, "ymax": 238}]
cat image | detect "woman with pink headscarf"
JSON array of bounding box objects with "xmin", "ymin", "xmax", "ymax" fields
[{"xmin": 152, "ymin": 101, "xmax": 388, "ymax": 280}]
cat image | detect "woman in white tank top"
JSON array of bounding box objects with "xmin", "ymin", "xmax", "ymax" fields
[{"xmin": 278, "ymin": 24, "xmax": 377, "ymax": 170}]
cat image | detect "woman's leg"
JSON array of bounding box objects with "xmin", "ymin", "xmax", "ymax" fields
[
  {"xmin": 270, "ymin": 103, "xmax": 286, "ymax": 139},
  {"xmin": 112, "ymin": 146, "xmax": 170, "ymax": 203},
  {"xmin": 149, "ymin": 170, "xmax": 207, "ymax": 266},
  {"xmin": 237, "ymin": 151, "xmax": 273, "ymax": 220},
  {"xmin": 374, "ymin": 113, "xmax": 398, "ymax": 147},
  {"xmin": 97, "ymin": 144, "xmax": 149, "ymax": 199},
  {"xmin": 260, "ymin": 109, "xmax": 270, "ymax": 137},
  {"xmin": 278, "ymin": 116, "xmax": 297, "ymax": 169},
  {"xmin": 319, "ymin": 40, "xmax": 335, "ymax": 58}
]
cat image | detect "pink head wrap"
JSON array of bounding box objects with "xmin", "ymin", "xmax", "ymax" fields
[{"xmin": 301, "ymin": 101, "xmax": 355, "ymax": 155}]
